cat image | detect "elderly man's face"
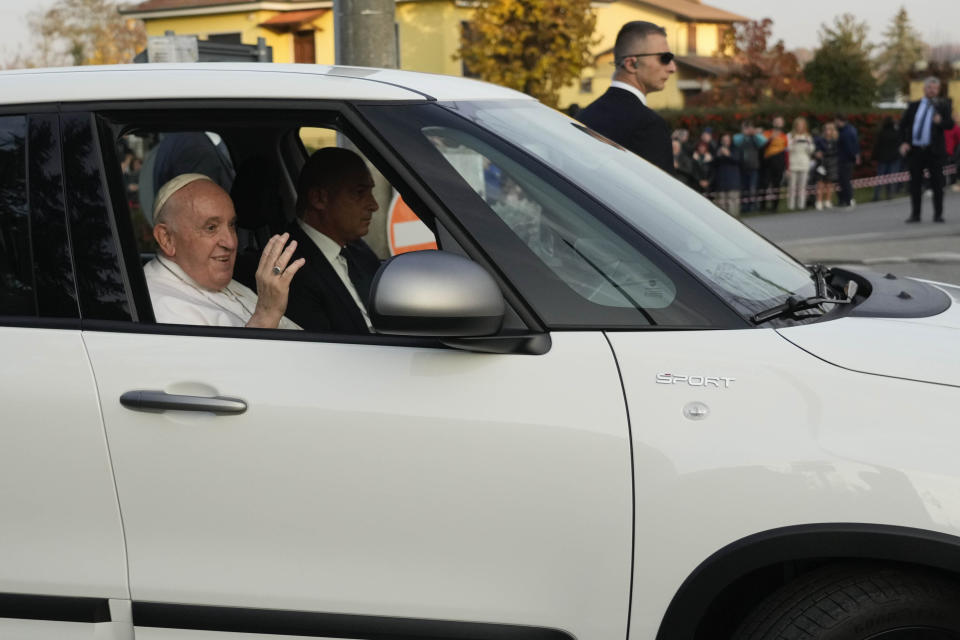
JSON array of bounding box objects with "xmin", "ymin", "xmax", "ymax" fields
[
  {"xmin": 161, "ymin": 181, "xmax": 238, "ymax": 291},
  {"xmin": 925, "ymin": 81, "xmax": 940, "ymax": 99}
]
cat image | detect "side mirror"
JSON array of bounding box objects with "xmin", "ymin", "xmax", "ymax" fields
[{"xmin": 369, "ymin": 250, "xmax": 505, "ymax": 337}]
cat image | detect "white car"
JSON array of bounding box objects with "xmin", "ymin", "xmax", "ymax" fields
[{"xmin": 1, "ymin": 63, "xmax": 959, "ymax": 640}]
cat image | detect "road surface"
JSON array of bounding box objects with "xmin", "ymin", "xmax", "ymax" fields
[{"xmin": 743, "ymin": 191, "xmax": 960, "ymax": 285}]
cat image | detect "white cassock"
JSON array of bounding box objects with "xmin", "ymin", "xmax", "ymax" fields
[{"xmin": 144, "ymin": 255, "xmax": 301, "ymax": 330}]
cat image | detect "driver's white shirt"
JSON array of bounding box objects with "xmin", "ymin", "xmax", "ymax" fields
[
  {"xmin": 144, "ymin": 255, "xmax": 301, "ymax": 329},
  {"xmin": 609, "ymin": 81, "xmax": 647, "ymax": 106}
]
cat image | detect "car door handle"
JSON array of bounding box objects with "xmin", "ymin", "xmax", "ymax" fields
[{"xmin": 120, "ymin": 390, "xmax": 247, "ymax": 415}]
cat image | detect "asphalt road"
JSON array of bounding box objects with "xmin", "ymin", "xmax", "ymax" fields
[{"xmin": 743, "ymin": 190, "xmax": 960, "ymax": 285}]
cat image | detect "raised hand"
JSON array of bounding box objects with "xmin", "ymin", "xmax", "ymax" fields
[{"xmin": 247, "ymin": 233, "xmax": 306, "ymax": 329}]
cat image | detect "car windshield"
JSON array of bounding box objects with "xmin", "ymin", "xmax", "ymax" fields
[{"xmin": 440, "ymin": 99, "xmax": 816, "ymax": 320}]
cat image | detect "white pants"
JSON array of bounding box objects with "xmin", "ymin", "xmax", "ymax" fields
[
  {"xmin": 715, "ymin": 190, "xmax": 741, "ymax": 217},
  {"xmin": 787, "ymin": 169, "xmax": 810, "ymax": 209}
]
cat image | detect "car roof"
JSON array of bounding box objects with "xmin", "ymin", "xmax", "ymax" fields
[{"xmin": 0, "ymin": 63, "xmax": 534, "ymax": 107}]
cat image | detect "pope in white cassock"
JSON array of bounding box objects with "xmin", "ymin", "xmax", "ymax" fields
[{"xmin": 143, "ymin": 173, "xmax": 304, "ymax": 329}]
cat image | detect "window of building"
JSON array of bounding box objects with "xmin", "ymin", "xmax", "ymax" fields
[
  {"xmin": 460, "ymin": 21, "xmax": 480, "ymax": 78},
  {"xmin": 719, "ymin": 25, "xmax": 733, "ymax": 54}
]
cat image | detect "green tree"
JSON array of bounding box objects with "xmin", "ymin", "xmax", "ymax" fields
[
  {"xmin": 874, "ymin": 7, "xmax": 926, "ymax": 99},
  {"xmin": 692, "ymin": 18, "xmax": 811, "ymax": 107},
  {"xmin": 456, "ymin": 0, "xmax": 597, "ymax": 108},
  {"xmin": 26, "ymin": 0, "xmax": 145, "ymax": 67},
  {"xmin": 804, "ymin": 14, "xmax": 877, "ymax": 106}
]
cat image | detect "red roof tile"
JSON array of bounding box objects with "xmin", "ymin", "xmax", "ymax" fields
[{"xmin": 260, "ymin": 8, "xmax": 327, "ymax": 26}]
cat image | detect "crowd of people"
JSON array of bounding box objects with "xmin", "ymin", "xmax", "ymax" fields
[
  {"xmin": 667, "ymin": 111, "xmax": 960, "ymax": 217},
  {"xmin": 574, "ymin": 20, "xmax": 959, "ymax": 222}
]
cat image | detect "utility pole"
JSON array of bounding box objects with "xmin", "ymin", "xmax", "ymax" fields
[
  {"xmin": 333, "ymin": 0, "xmax": 399, "ymax": 257},
  {"xmin": 334, "ymin": 0, "xmax": 398, "ymax": 68}
]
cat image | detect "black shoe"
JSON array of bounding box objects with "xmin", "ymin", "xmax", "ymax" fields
[
  {"xmin": 934, "ymin": 216, "xmax": 945, "ymax": 223},
  {"xmin": 905, "ymin": 216, "xmax": 921, "ymax": 223}
]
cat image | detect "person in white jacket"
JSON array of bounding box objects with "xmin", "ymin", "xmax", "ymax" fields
[{"xmin": 786, "ymin": 117, "xmax": 815, "ymax": 210}]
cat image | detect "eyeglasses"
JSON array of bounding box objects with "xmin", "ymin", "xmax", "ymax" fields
[{"xmin": 620, "ymin": 52, "xmax": 675, "ymax": 66}]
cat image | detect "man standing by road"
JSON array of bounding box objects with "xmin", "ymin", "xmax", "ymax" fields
[
  {"xmin": 760, "ymin": 116, "xmax": 788, "ymax": 212},
  {"xmin": 578, "ymin": 21, "xmax": 677, "ymax": 174},
  {"xmin": 835, "ymin": 114, "xmax": 860, "ymax": 209},
  {"xmin": 734, "ymin": 122, "xmax": 766, "ymax": 213},
  {"xmin": 901, "ymin": 77, "xmax": 955, "ymax": 223}
]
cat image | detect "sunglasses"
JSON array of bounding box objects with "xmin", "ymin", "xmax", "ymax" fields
[{"xmin": 621, "ymin": 52, "xmax": 675, "ymax": 66}]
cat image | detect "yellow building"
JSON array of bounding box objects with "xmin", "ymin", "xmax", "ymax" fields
[
  {"xmin": 908, "ymin": 78, "xmax": 960, "ymax": 102},
  {"xmin": 122, "ymin": 0, "xmax": 747, "ymax": 109}
]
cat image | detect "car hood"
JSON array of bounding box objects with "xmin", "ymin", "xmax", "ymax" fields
[{"xmin": 777, "ymin": 281, "xmax": 960, "ymax": 388}]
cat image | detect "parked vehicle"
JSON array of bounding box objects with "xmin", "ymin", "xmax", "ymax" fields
[{"xmin": 1, "ymin": 64, "xmax": 959, "ymax": 640}]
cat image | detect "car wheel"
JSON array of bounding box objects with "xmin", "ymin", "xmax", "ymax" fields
[{"xmin": 732, "ymin": 563, "xmax": 960, "ymax": 640}]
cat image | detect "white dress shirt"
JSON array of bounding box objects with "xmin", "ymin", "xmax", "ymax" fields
[
  {"xmin": 145, "ymin": 255, "xmax": 301, "ymax": 329},
  {"xmin": 609, "ymin": 80, "xmax": 648, "ymax": 106},
  {"xmin": 297, "ymin": 220, "xmax": 373, "ymax": 329}
]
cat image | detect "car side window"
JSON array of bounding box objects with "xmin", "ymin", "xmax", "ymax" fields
[
  {"xmin": 424, "ymin": 126, "xmax": 677, "ymax": 311},
  {"xmin": 300, "ymin": 126, "xmax": 436, "ymax": 258},
  {"xmin": 0, "ymin": 115, "xmax": 33, "ymax": 316},
  {"xmin": 102, "ymin": 114, "xmax": 451, "ymax": 338}
]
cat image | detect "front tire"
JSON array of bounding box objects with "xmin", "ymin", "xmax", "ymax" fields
[{"xmin": 732, "ymin": 563, "xmax": 960, "ymax": 640}]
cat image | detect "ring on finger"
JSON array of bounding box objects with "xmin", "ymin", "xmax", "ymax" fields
[{"xmin": 272, "ymin": 265, "xmax": 282, "ymax": 276}]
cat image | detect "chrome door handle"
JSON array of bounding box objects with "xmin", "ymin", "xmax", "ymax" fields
[{"xmin": 120, "ymin": 390, "xmax": 247, "ymax": 415}]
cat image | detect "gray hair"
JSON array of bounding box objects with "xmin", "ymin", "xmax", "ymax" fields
[{"xmin": 924, "ymin": 76, "xmax": 941, "ymax": 88}]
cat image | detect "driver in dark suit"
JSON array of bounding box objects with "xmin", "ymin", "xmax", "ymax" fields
[
  {"xmin": 900, "ymin": 76, "xmax": 955, "ymax": 223},
  {"xmin": 284, "ymin": 148, "xmax": 382, "ymax": 333},
  {"xmin": 577, "ymin": 21, "xmax": 677, "ymax": 174}
]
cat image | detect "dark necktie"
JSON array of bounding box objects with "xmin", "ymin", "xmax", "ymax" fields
[
  {"xmin": 340, "ymin": 246, "xmax": 371, "ymax": 303},
  {"xmin": 913, "ymin": 100, "xmax": 933, "ymax": 146}
]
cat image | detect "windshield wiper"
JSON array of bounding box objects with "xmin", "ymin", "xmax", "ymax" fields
[
  {"xmin": 751, "ymin": 294, "xmax": 842, "ymax": 324},
  {"xmin": 750, "ymin": 264, "xmax": 851, "ymax": 325},
  {"xmin": 810, "ymin": 263, "xmax": 831, "ymax": 299}
]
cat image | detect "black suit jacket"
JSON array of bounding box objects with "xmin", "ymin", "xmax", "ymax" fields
[
  {"xmin": 284, "ymin": 222, "xmax": 382, "ymax": 334},
  {"xmin": 577, "ymin": 86, "xmax": 673, "ymax": 174},
  {"xmin": 900, "ymin": 98, "xmax": 955, "ymax": 157}
]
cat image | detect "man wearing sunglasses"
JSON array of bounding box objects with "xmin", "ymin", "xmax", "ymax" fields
[{"xmin": 578, "ymin": 21, "xmax": 677, "ymax": 174}]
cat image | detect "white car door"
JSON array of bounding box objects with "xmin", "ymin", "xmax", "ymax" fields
[
  {"xmin": 0, "ymin": 113, "xmax": 130, "ymax": 638},
  {"xmin": 78, "ymin": 101, "xmax": 641, "ymax": 640},
  {"xmin": 83, "ymin": 330, "xmax": 632, "ymax": 640}
]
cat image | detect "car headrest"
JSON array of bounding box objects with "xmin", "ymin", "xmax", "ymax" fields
[{"xmin": 230, "ymin": 155, "xmax": 283, "ymax": 232}]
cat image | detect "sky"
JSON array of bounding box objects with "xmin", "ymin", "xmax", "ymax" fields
[
  {"xmin": 0, "ymin": 0, "xmax": 41, "ymax": 62},
  {"xmin": 0, "ymin": 0, "xmax": 957, "ymax": 62},
  {"xmin": 702, "ymin": 0, "xmax": 957, "ymax": 51}
]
